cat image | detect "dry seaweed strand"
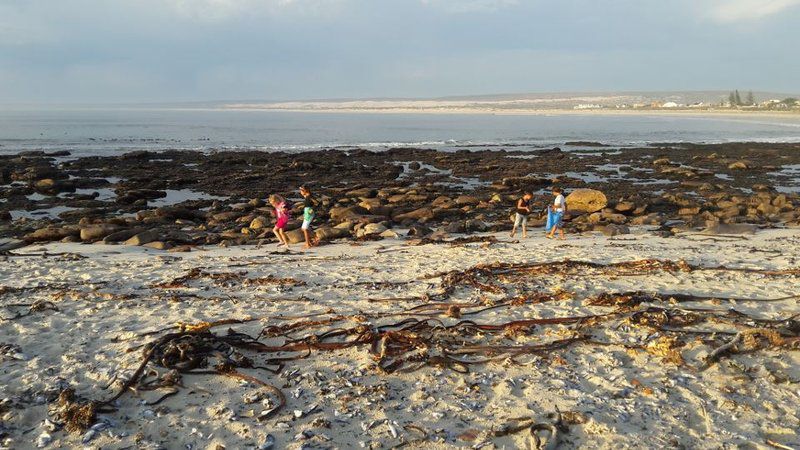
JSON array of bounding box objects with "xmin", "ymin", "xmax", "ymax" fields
[
  {"xmin": 152, "ymin": 268, "xmax": 306, "ymax": 289},
  {"xmin": 423, "ymin": 259, "xmax": 800, "ymax": 301},
  {"xmin": 54, "ymin": 258, "xmax": 800, "ymax": 435},
  {"xmin": 0, "ymin": 300, "xmax": 59, "ymax": 321}
]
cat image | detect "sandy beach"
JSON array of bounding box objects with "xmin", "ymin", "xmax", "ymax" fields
[{"xmin": 2, "ymin": 227, "xmax": 799, "ymax": 449}]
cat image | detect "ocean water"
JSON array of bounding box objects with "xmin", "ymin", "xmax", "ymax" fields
[{"xmin": 1, "ymin": 109, "xmax": 800, "ymax": 157}]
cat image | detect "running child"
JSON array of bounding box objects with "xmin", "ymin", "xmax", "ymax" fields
[
  {"xmin": 269, "ymin": 194, "xmax": 291, "ymax": 247},
  {"xmin": 299, "ymin": 186, "xmax": 320, "ymax": 249}
]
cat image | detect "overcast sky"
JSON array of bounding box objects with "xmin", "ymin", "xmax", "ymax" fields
[{"xmin": 1, "ymin": 0, "xmax": 799, "ymax": 103}]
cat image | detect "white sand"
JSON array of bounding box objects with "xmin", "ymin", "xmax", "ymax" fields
[{"xmin": 1, "ymin": 228, "xmax": 799, "ymax": 449}]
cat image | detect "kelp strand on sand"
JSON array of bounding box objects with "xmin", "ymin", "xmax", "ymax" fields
[
  {"xmin": 59, "ymin": 301, "xmax": 799, "ymax": 434},
  {"xmin": 0, "ymin": 300, "xmax": 58, "ymax": 321},
  {"xmin": 56, "ymin": 258, "xmax": 800, "ymax": 439},
  {"xmin": 153, "ymin": 268, "xmax": 306, "ymax": 289},
  {"xmin": 424, "ymin": 258, "xmax": 800, "ymax": 301}
]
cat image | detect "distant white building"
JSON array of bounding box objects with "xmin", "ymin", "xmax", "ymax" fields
[
  {"xmin": 574, "ymin": 104, "xmax": 602, "ymax": 110},
  {"xmin": 662, "ymin": 101, "xmax": 680, "ymax": 108}
]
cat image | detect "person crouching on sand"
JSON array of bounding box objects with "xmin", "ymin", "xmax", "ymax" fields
[
  {"xmin": 510, "ymin": 190, "xmax": 533, "ymax": 238},
  {"xmin": 545, "ymin": 187, "xmax": 567, "ymax": 240},
  {"xmin": 269, "ymin": 194, "xmax": 291, "ymax": 247},
  {"xmin": 299, "ymin": 186, "xmax": 320, "ymax": 249}
]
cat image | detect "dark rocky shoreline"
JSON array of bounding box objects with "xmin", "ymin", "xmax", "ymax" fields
[{"xmin": 2, "ymin": 142, "xmax": 799, "ymax": 251}]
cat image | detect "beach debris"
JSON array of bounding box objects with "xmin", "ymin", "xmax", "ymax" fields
[
  {"xmin": 51, "ymin": 389, "xmax": 100, "ymax": 433},
  {"xmin": 424, "ymin": 258, "xmax": 800, "ymax": 301},
  {"xmin": 0, "ymin": 343, "xmax": 28, "ymax": 361},
  {"xmin": 35, "ymin": 431, "xmax": 53, "ymax": 448},
  {"xmin": 586, "ymin": 291, "xmax": 800, "ymax": 308},
  {"xmin": 258, "ymin": 434, "xmax": 275, "ymax": 449},
  {"xmin": 492, "ymin": 409, "xmax": 567, "ymax": 449},
  {"xmin": 703, "ymin": 329, "xmax": 789, "ymax": 370},
  {"xmin": 0, "ymin": 300, "xmax": 59, "ymax": 321},
  {"xmin": 407, "ymin": 235, "xmax": 499, "ymax": 247},
  {"xmin": 153, "ymin": 268, "xmax": 306, "ymax": 289}
]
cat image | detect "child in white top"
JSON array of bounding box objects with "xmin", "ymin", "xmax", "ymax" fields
[{"xmin": 546, "ymin": 187, "xmax": 567, "ymax": 240}]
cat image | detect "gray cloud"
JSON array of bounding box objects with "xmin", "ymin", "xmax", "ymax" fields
[{"xmin": 0, "ymin": 0, "xmax": 797, "ymax": 104}]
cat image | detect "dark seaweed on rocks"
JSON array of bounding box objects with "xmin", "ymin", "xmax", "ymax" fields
[{"xmin": 2, "ymin": 142, "xmax": 800, "ymax": 248}]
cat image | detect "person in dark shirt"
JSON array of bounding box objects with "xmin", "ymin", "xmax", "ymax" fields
[
  {"xmin": 510, "ymin": 191, "xmax": 533, "ymax": 238},
  {"xmin": 299, "ymin": 186, "xmax": 320, "ymax": 248}
]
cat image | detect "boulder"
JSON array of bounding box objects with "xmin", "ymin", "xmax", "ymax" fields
[
  {"xmin": 630, "ymin": 213, "xmax": 665, "ymax": 226},
  {"xmin": 614, "ymin": 201, "xmax": 636, "ymax": 213},
  {"xmin": 211, "ymin": 211, "xmax": 241, "ymax": 222},
  {"xmin": 653, "ymin": 158, "xmax": 671, "ymax": 166},
  {"xmin": 34, "ymin": 178, "xmax": 75, "ymax": 194},
  {"xmin": 142, "ymin": 241, "xmax": 172, "ymax": 250},
  {"xmin": 329, "ymin": 205, "xmax": 368, "ymax": 222},
  {"xmin": 407, "ymin": 225, "xmax": 433, "ymax": 237},
  {"xmin": 161, "ymin": 230, "xmax": 194, "ymax": 244},
  {"xmin": 387, "ymin": 194, "xmax": 408, "ymax": 204},
  {"xmin": 393, "ymin": 207, "xmax": 435, "ymax": 222},
  {"xmin": 249, "ymin": 216, "xmax": 270, "ymax": 230},
  {"xmin": 346, "ymin": 187, "xmax": 378, "ymax": 198},
  {"xmin": 80, "ymin": 224, "xmax": 123, "ymax": 242},
  {"xmin": 565, "ymin": 189, "xmax": 607, "ymax": 214},
  {"xmin": 728, "ymin": 161, "xmax": 750, "ymax": 170},
  {"xmin": 379, "ymin": 229, "xmax": 400, "ymax": 239},
  {"xmin": 284, "ymin": 229, "xmax": 306, "ymax": 244},
  {"xmin": 102, "ymin": 227, "xmax": 146, "ymax": 243},
  {"xmin": 455, "ymin": 195, "xmax": 480, "ymax": 206},
  {"xmin": 431, "ymin": 196, "xmax": 454, "ymax": 208},
  {"xmin": 358, "ymin": 198, "xmax": 383, "ymax": 210},
  {"xmin": 315, "ymin": 227, "xmax": 350, "ymax": 241},
  {"xmin": 465, "ymin": 219, "xmax": 489, "ymax": 232},
  {"xmin": 595, "ymin": 224, "xmax": 630, "ymax": 237},
  {"xmin": 713, "ymin": 206, "xmax": 742, "ymax": 220},
  {"xmin": 757, "ymin": 202, "xmax": 779, "ymax": 216},
  {"xmin": 334, "ymin": 221, "xmax": 355, "ymax": 230},
  {"xmin": 125, "ymin": 229, "xmax": 161, "ymax": 246},
  {"xmin": 362, "ymin": 223, "xmax": 388, "ymax": 235},
  {"xmin": 230, "ymin": 202, "xmax": 253, "ymax": 212},
  {"xmin": 24, "ymin": 226, "xmax": 79, "ymax": 243},
  {"xmin": 444, "ymin": 221, "xmax": 466, "ymax": 233}
]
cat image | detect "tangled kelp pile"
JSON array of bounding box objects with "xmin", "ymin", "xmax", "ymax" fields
[{"xmin": 49, "ymin": 257, "xmax": 800, "ymax": 449}]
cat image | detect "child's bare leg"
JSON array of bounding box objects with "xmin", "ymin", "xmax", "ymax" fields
[
  {"xmin": 522, "ymin": 222, "xmax": 528, "ymax": 238},
  {"xmin": 279, "ymin": 229, "xmax": 290, "ymax": 246},
  {"xmin": 303, "ymin": 229, "xmax": 312, "ymax": 248},
  {"xmin": 273, "ymin": 227, "xmax": 284, "ymax": 245},
  {"xmin": 558, "ymin": 228, "xmax": 565, "ymax": 240},
  {"xmin": 510, "ymin": 225, "xmax": 517, "ymax": 237}
]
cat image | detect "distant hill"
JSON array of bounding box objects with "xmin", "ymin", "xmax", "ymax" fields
[{"xmin": 219, "ymin": 91, "xmax": 800, "ymax": 112}]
